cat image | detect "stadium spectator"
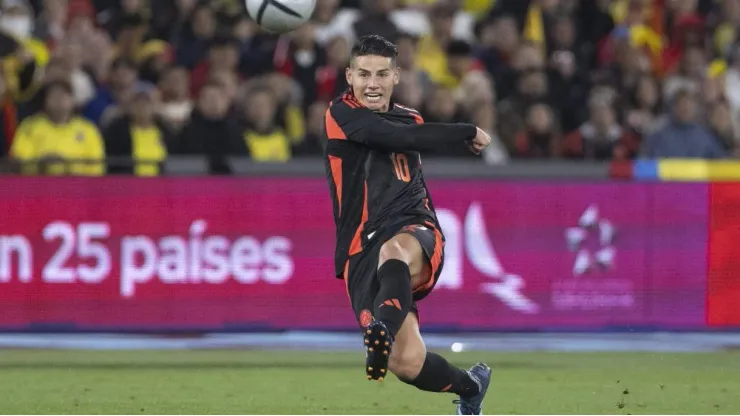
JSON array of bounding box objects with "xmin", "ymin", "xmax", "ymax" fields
[
  {"xmin": 416, "ymin": 2, "xmax": 458, "ymax": 88},
  {"xmin": 642, "ymin": 88, "xmax": 727, "ymax": 158},
  {"xmin": 60, "ymin": 4, "xmax": 114, "ymax": 83},
  {"xmin": 423, "ymin": 84, "xmax": 465, "ymax": 124},
  {"xmin": 498, "ymin": 68, "xmax": 549, "ymax": 150},
  {"xmin": 179, "ymin": 81, "xmax": 244, "ymax": 173},
  {"xmin": 562, "ymin": 93, "xmax": 639, "ymax": 160},
  {"xmin": 52, "ymin": 42, "xmax": 96, "ymax": 108},
  {"xmin": 10, "ymin": 80, "xmax": 104, "ymax": 175},
  {"xmin": 232, "ymin": 13, "xmax": 271, "ymax": 76},
  {"xmin": 157, "ymin": 65, "xmax": 193, "ymax": 131},
  {"xmin": 513, "ymin": 102, "xmax": 560, "ymax": 158},
  {"xmin": 202, "ymin": 70, "xmax": 240, "ymax": 131},
  {"xmin": 242, "ymin": 85, "xmax": 292, "ymax": 162},
  {"xmin": 707, "ymin": 100, "xmax": 737, "ymax": 153},
  {"xmin": 190, "ymin": 35, "xmax": 241, "ymax": 97},
  {"xmin": 273, "ymin": 22, "xmax": 326, "ymax": 110},
  {"xmin": 353, "ymin": 0, "xmax": 399, "ymax": 43},
  {"xmin": 83, "ymin": 58, "xmax": 141, "ymax": 126},
  {"xmin": 547, "ymin": 13, "xmax": 589, "ymax": 131},
  {"xmin": 292, "ymin": 100, "xmax": 327, "ymax": 156},
  {"xmin": 445, "ymin": 40, "xmax": 483, "ymax": 86},
  {"xmin": 33, "ymin": 0, "xmax": 73, "ymax": 46},
  {"xmin": 316, "ymin": 34, "xmax": 350, "ymax": 102},
  {"xmin": 663, "ymin": 46, "xmax": 706, "ymax": 103},
  {"xmin": 709, "ymin": 0, "xmax": 740, "ymax": 59},
  {"xmin": 97, "ymin": 0, "xmax": 150, "ymax": 39},
  {"xmin": 103, "ymin": 83, "xmax": 174, "ymax": 176},
  {"xmin": 474, "ymin": 15, "xmax": 520, "ymax": 99},
  {"xmin": 393, "ymin": 32, "xmax": 430, "ymax": 100},
  {"xmin": 259, "ymin": 72, "xmax": 306, "ymax": 143},
  {"xmin": 2, "ymin": 0, "xmax": 740, "ymax": 171},
  {"xmin": 625, "ymin": 74, "xmax": 663, "ymax": 139},
  {"xmin": 174, "ymin": 2, "xmax": 216, "ymax": 69}
]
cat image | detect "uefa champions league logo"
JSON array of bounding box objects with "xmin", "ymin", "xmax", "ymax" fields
[{"xmin": 565, "ymin": 205, "xmax": 616, "ymax": 277}]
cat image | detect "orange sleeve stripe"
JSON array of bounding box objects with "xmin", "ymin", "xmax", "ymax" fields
[
  {"xmin": 348, "ymin": 182, "xmax": 369, "ymax": 256},
  {"xmin": 328, "ymin": 155, "xmax": 343, "ymax": 216},
  {"xmin": 395, "ymin": 104, "xmax": 424, "ymax": 124},
  {"xmin": 324, "ymin": 109, "xmax": 347, "ymax": 140}
]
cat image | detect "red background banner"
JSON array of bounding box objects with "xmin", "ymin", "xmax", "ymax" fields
[{"xmin": 707, "ymin": 183, "xmax": 740, "ymax": 327}]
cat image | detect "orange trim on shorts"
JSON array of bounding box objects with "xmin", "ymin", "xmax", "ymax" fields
[
  {"xmin": 343, "ymin": 260, "xmax": 351, "ymax": 298},
  {"xmin": 414, "ymin": 224, "xmax": 443, "ymax": 293}
]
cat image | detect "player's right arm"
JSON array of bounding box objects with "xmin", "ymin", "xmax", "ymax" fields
[{"xmin": 326, "ymin": 100, "xmax": 480, "ymax": 152}]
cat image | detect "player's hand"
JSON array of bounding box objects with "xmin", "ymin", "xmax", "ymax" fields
[{"xmin": 469, "ymin": 127, "xmax": 491, "ymax": 155}]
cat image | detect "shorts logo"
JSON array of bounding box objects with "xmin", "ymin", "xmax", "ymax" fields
[{"xmin": 359, "ymin": 309, "xmax": 373, "ymax": 327}]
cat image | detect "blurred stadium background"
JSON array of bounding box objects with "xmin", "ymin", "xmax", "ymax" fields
[{"xmin": 1, "ymin": 0, "xmax": 740, "ymax": 413}]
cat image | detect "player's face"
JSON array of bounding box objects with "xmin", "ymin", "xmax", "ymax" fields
[{"xmin": 346, "ymin": 55, "xmax": 400, "ymax": 112}]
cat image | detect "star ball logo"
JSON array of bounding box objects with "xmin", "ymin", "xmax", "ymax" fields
[{"xmin": 565, "ymin": 205, "xmax": 616, "ymax": 277}]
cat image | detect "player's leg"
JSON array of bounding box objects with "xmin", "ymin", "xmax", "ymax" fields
[
  {"xmin": 390, "ymin": 312, "xmax": 482, "ymax": 395},
  {"xmin": 361, "ymin": 232, "xmax": 421, "ymax": 381},
  {"xmin": 372, "ymin": 232, "xmax": 424, "ymax": 336},
  {"xmin": 382, "ymin": 226, "xmax": 492, "ymax": 414}
]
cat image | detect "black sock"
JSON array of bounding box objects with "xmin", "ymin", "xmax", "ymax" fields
[
  {"xmin": 372, "ymin": 259, "xmax": 412, "ymax": 337},
  {"xmin": 401, "ymin": 352, "xmax": 480, "ymax": 397}
]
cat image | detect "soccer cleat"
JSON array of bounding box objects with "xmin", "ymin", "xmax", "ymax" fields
[
  {"xmin": 363, "ymin": 321, "xmax": 392, "ymax": 381},
  {"xmin": 454, "ymin": 363, "xmax": 492, "ymax": 415}
]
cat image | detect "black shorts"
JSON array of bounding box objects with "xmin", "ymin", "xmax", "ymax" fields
[{"xmin": 343, "ymin": 221, "xmax": 445, "ymax": 328}]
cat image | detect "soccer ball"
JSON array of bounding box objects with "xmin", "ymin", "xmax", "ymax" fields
[{"xmin": 245, "ymin": 0, "xmax": 317, "ymax": 34}]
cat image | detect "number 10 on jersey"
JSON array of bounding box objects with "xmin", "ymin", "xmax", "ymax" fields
[{"xmin": 391, "ymin": 153, "xmax": 410, "ymax": 182}]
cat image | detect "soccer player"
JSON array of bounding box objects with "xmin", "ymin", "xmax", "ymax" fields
[{"xmin": 322, "ymin": 35, "xmax": 493, "ymax": 415}]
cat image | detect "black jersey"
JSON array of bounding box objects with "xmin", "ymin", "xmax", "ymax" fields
[{"xmin": 323, "ymin": 91, "xmax": 477, "ymax": 278}]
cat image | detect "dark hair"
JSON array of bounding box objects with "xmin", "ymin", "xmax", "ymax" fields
[
  {"xmin": 119, "ymin": 13, "xmax": 148, "ymax": 29},
  {"xmin": 447, "ymin": 40, "xmax": 472, "ymax": 57},
  {"xmin": 246, "ymin": 85, "xmax": 278, "ymax": 105},
  {"xmin": 350, "ymin": 35, "xmax": 398, "ymax": 64},
  {"xmin": 111, "ymin": 57, "xmax": 138, "ymax": 71},
  {"xmin": 210, "ymin": 34, "xmax": 240, "ymax": 49}
]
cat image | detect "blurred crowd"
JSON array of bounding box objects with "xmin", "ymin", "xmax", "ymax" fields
[{"xmin": 0, "ymin": 0, "xmax": 737, "ymax": 176}]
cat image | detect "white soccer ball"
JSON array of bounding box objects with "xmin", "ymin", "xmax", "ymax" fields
[{"xmin": 245, "ymin": 0, "xmax": 317, "ymax": 34}]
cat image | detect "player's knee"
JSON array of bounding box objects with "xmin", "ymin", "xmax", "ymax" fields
[
  {"xmin": 388, "ymin": 343, "xmax": 426, "ymax": 380},
  {"xmin": 378, "ymin": 239, "xmax": 411, "ymax": 268}
]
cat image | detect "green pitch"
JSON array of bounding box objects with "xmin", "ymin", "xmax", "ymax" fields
[{"xmin": 2, "ymin": 349, "xmax": 739, "ymax": 414}]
